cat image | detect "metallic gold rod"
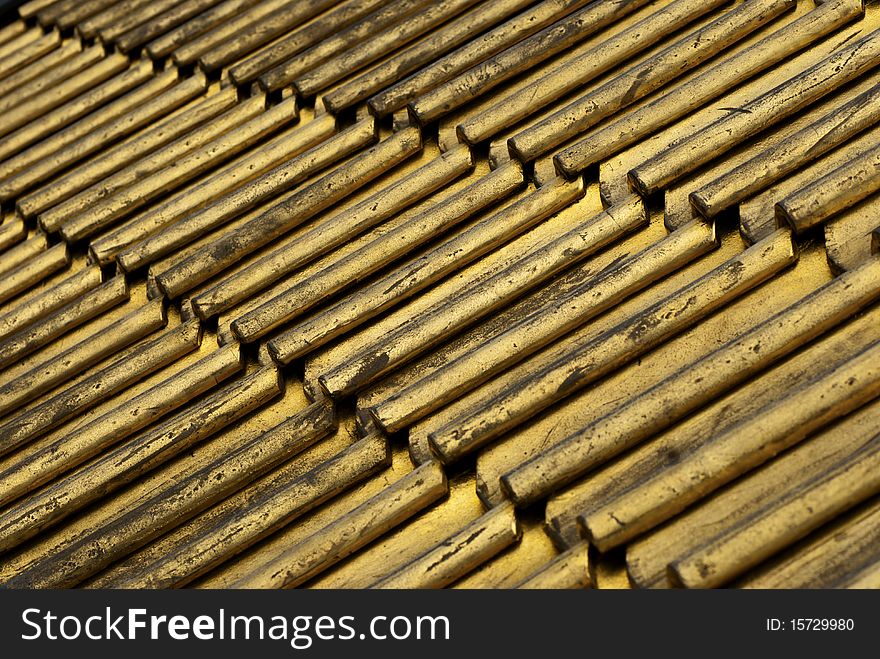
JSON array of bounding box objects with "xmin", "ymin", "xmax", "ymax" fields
[
  {"xmin": 0, "ymin": 266, "xmax": 102, "ymax": 342},
  {"xmin": 229, "ymin": 460, "xmax": 447, "ymax": 589},
  {"xmin": 103, "ymin": 440, "xmax": 407, "ymax": 588},
  {"xmin": 429, "ymin": 228, "xmax": 795, "ymax": 464},
  {"xmin": 740, "ymin": 498, "xmax": 880, "ymax": 589},
  {"xmin": 463, "ymin": 0, "xmax": 757, "ymax": 148},
  {"xmin": 18, "ymin": 0, "xmax": 56, "ymax": 20},
  {"xmin": 183, "ymin": 144, "xmax": 467, "ymax": 320},
  {"xmin": 127, "ymin": 115, "xmax": 371, "ymax": 283},
  {"xmin": 0, "ymin": 26, "xmax": 41, "ymax": 61},
  {"xmin": 0, "ymin": 343, "xmax": 243, "ymax": 508},
  {"xmin": 138, "ymin": 120, "xmax": 375, "ymax": 292},
  {"xmin": 97, "ymin": 0, "xmax": 185, "ymax": 44},
  {"xmin": 205, "ymin": 26, "xmax": 295, "ymax": 77},
  {"xmin": 193, "ymin": 140, "xmax": 471, "ymax": 321},
  {"xmin": 0, "ymin": 242, "xmax": 69, "ymax": 306},
  {"xmin": 695, "ymin": 82, "xmax": 877, "ymax": 213},
  {"xmin": 659, "ymin": 58, "xmax": 880, "ymax": 227},
  {"xmin": 85, "ymin": 99, "xmax": 307, "ymax": 266},
  {"xmin": 211, "ymin": 165, "xmax": 485, "ymax": 346},
  {"xmin": 628, "ymin": 26, "xmax": 880, "ymax": 197},
  {"xmin": 671, "ymin": 433, "xmax": 880, "ymax": 589},
  {"xmin": 0, "ymin": 232, "xmax": 48, "ymax": 277},
  {"xmin": 0, "ymin": 218, "xmax": 28, "ymax": 255},
  {"xmin": 57, "ymin": 93, "xmax": 288, "ymax": 243},
  {"xmin": 116, "ymin": 0, "xmax": 227, "ymax": 54},
  {"xmin": 187, "ymin": 172, "xmax": 481, "ymax": 324},
  {"xmin": 143, "ymin": 178, "xmax": 315, "ymax": 299},
  {"xmin": 207, "ymin": 163, "xmax": 482, "ymax": 344},
  {"xmin": 318, "ymin": 176, "xmax": 588, "ymax": 398},
  {"xmin": 0, "ymin": 19, "xmax": 25, "ymax": 46},
  {"xmin": 0, "ymin": 28, "xmax": 59, "ymax": 80},
  {"xmin": 1, "ymin": 397, "xmax": 336, "ymax": 589},
  {"xmin": 581, "ymin": 339, "xmax": 880, "ymax": 553},
  {"xmin": 357, "ymin": 217, "xmax": 624, "ymax": 413},
  {"xmin": 289, "ymin": 461, "xmax": 487, "ymax": 588},
  {"xmin": 839, "ymin": 560, "xmax": 880, "ymax": 589},
  {"xmin": 0, "ymin": 317, "xmax": 199, "ymax": 460},
  {"xmin": 544, "ymin": 296, "xmax": 880, "ymax": 556},
  {"xmin": 105, "ymin": 116, "xmax": 344, "ymax": 275},
  {"xmin": 0, "ymin": 366, "xmax": 282, "ymax": 554},
  {"xmin": 371, "ymin": 502, "xmax": 520, "ymax": 588},
  {"xmin": 183, "ymin": 441, "xmax": 414, "ymax": 583},
  {"xmin": 40, "ymin": 89, "xmax": 258, "ymax": 235},
  {"xmin": 450, "ymin": 518, "xmax": 566, "ymax": 585},
  {"xmin": 0, "ymin": 72, "xmax": 205, "ymax": 203},
  {"xmin": 53, "ymin": 0, "xmax": 119, "ymax": 31},
  {"xmin": 554, "ymin": 0, "xmax": 860, "ymax": 177},
  {"xmin": 36, "ymin": 0, "xmax": 90, "ymax": 26},
  {"xmin": 300, "ymin": 180, "xmax": 582, "ymax": 373},
  {"xmin": 664, "ymin": 66, "xmax": 878, "ymax": 231},
  {"xmin": 229, "ymin": 0, "xmax": 388, "ymax": 86},
  {"xmin": 776, "ymin": 140, "xmax": 880, "ymax": 234},
  {"xmin": 315, "ymin": 184, "xmax": 596, "ymax": 406},
  {"xmin": 0, "ymin": 57, "xmax": 147, "ymax": 163},
  {"xmin": 408, "ymin": 0, "xmax": 653, "ymax": 127},
  {"xmin": 451, "ymin": 517, "xmax": 565, "ymax": 588},
  {"xmin": 514, "ymin": 542, "xmax": 590, "ymax": 589},
  {"xmin": 0, "ymin": 298, "xmax": 166, "ymax": 419},
  {"xmin": 258, "ymin": 0, "xmax": 433, "ymax": 94},
  {"xmin": 509, "ymin": 0, "xmax": 795, "ymax": 165},
  {"xmin": 0, "ymin": 38, "xmax": 90, "ymax": 102},
  {"xmin": 324, "ymin": 0, "xmax": 535, "ymax": 114},
  {"xmin": 0, "ymin": 60, "xmax": 166, "ymax": 184},
  {"xmin": 145, "ymin": 0, "xmax": 252, "ymax": 60},
  {"xmin": 122, "ymin": 126, "xmax": 335, "ymax": 270},
  {"xmin": 237, "ymin": 160, "xmax": 523, "ymax": 347},
  {"xmin": 448, "ymin": 517, "xmax": 566, "ymax": 586},
  {"xmin": 76, "ymin": 0, "xmax": 154, "ymax": 40},
  {"xmin": 824, "ymin": 196, "xmax": 880, "ymax": 273},
  {"xmin": 187, "ymin": 162, "xmax": 472, "ymax": 321},
  {"xmin": 18, "ymin": 86, "xmax": 234, "ymax": 220},
  {"xmin": 284, "ymin": 180, "xmax": 580, "ymax": 386},
  {"xmin": 144, "ymin": 125, "xmax": 433, "ymax": 308},
  {"xmin": 0, "ymin": 274, "xmax": 128, "ymax": 373},
  {"xmin": 625, "ymin": 367, "xmax": 880, "ymax": 589},
  {"xmin": 739, "ymin": 122, "xmax": 880, "ymax": 244},
  {"xmin": 658, "ymin": 48, "xmax": 880, "ymax": 231},
  {"xmin": 100, "ymin": 433, "xmax": 388, "ymax": 588},
  {"xmin": 368, "ymin": 0, "xmax": 596, "ymax": 117},
  {"xmin": 81, "ymin": 399, "xmax": 344, "ymax": 589},
  {"xmin": 346, "ymin": 204, "xmax": 640, "ymax": 395},
  {"xmin": 414, "ymin": 218, "xmax": 716, "ymax": 463},
  {"xmin": 171, "ymin": 0, "xmax": 295, "ymax": 67},
  {"xmin": 503, "ymin": 252, "xmax": 880, "ymax": 507},
  {"xmin": 370, "ymin": 196, "xmax": 647, "ymax": 432},
  {"xmin": 0, "ymin": 50, "xmax": 128, "ymax": 141},
  {"xmin": 197, "ymin": 0, "xmax": 338, "ymax": 73},
  {"xmin": 0, "ymin": 47, "xmax": 129, "ymax": 139}
]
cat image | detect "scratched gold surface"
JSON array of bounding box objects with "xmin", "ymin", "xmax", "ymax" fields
[{"xmin": 0, "ymin": 0, "xmax": 878, "ymax": 589}]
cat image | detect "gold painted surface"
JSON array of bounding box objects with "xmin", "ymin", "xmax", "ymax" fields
[{"xmin": 0, "ymin": 0, "xmax": 879, "ymax": 589}]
